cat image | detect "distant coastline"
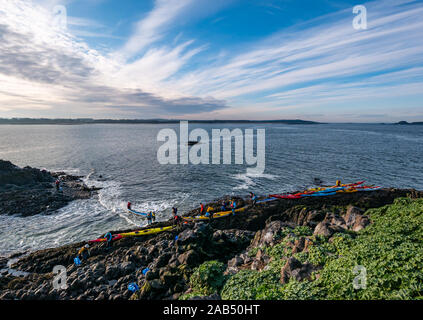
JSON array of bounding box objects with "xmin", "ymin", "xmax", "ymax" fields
[{"xmin": 0, "ymin": 118, "xmax": 322, "ymax": 125}]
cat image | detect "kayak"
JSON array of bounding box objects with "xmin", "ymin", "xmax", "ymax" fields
[
  {"xmin": 256, "ymin": 197, "xmax": 278, "ymax": 204},
  {"xmin": 183, "ymin": 207, "xmax": 246, "ymax": 221},
  {"xmin": 309, "ymin": 181, "xmax": 365, "ymax": 191},
  {"xmin": 301, "ymin": 192, "xmax": 337, "ymax": 197},
  {"xmin": 269, "ymin": 194, "xmax": 302, "ymax": 199},
  {"xmin": 128, "ymin": 208, "xmax": 148, "ymax": 217},
  {"xmin": 88, "ymin": 225, "xmax": 175, "ymax": 243},
  {"xmin": 120, "ymin": 225, "xmax": 175, "ymax": 237},
  {"xmin": 336, "ymin": 185, "xmax": 381, "ymax": 193},
  {"xmin": 88, "ymin": 234, "xmax": 123, "ymax": 243},
  {"xmin": 294, "ymin": 187, "xmax": 345, "ymax": 197}
]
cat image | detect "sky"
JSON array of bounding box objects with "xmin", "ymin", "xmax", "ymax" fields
[{"xmin": 0, "ymin": 0, "xmax": 422, "ymax": 122}]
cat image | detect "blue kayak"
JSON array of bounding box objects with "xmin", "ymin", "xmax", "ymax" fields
[
  {"xmin": 128, "ymin": 208, "xmax": 148, "ymax": 217},
  {"xmin": 256, "ymin": 198, "xmax": 278, "ymax": 204},
  {"xmin": 301, "ymin": 192, "xmax": 337, "ymax": 197}
]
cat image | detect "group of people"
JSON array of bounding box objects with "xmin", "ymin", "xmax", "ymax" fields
[{"xmin": 74, "ymin": 191, "xmax": 260, "ymax": 265}]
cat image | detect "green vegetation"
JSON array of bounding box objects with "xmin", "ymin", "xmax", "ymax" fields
[
  {"xmin": 179, "ymin": 260, "xmax": 228, "ymax": 299},
  {"xmin": 221, "ymin": 198, "xmax": 423, "ymax": 300}
]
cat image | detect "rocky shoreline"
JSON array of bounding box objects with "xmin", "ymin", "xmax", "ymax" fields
[
  {"xmin": 1, "ymin": 181, "xmax": 422, "ymax": 300},
  {"xmin": 0, "ymin": 160, "xmax": 100, "ymax": 216}
]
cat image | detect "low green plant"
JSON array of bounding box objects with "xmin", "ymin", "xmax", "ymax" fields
[{"xmin": 220, "ymin": 198, "xmax": 423, "ymax": 300}]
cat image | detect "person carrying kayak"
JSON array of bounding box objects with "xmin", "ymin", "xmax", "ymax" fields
[{"xmin": 77, "ymin": 244, "xmax": 90, "ymax": 261}]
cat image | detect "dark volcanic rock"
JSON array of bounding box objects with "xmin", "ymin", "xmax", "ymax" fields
[
  {"xmin": 0, "ymin": 160, "xmax": 100, "ymax": 216},
  {"xmin": 1, "ymin": 186, "xmax": 421, "ymax": 301}
]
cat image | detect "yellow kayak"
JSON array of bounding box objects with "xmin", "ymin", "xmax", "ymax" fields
[
  {"xmin": 120, "ymin": 225, "xmax": 175, "ymax": 237},
  {"xmin": 183, "ymin": 207, "xmax": 246, "ymax": 221},
  {"xmin": 308, "ymin": 181, "xmax": 365, "ymax": 191}
]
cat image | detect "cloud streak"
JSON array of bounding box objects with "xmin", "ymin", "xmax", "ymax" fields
[{"xmin": 0, "ymin": 0, "xmax": 422, "ymax": 121}]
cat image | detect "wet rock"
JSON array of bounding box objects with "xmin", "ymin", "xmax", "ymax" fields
[{"xmin": 0, "ymin": 160, "xmax": 99, "ymax": 217}]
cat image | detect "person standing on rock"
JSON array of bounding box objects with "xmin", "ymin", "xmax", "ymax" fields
[
  {"xmin": 77, "ymin": 244, "xmax": 90, "ymax": 261},
  {"xmin": 104, "ymin": 232, "xmax": 113, "ymax": 248},
  {"xmin": 221, "ymin": 201, "xmax": 226, "ymax": 211},
  {"xmin": 231, "ymin": 199, "xmax": 237, "ymax": 216},
  {"xmin": 55, "ymin": 179, "xmax": 61, "ymax": 191},
  {"xmin": 250, "ymin": 192, "xmax": 257, "ymax": 206},
  {"xmin": 147, "ymin": 211, "xmax": 153, "ymax": 225}
]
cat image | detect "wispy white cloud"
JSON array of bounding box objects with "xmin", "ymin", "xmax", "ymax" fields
[
  {"xmin": 0, "ymin": 0, "xmax": 422, "ymax": 121},
  {"xmin": 0, "ymin": 0, "xmax": 226, "ymax": 117}
]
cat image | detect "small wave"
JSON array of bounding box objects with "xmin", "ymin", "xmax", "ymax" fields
[{"xmin": 232, "ymin": 172, "xmax": 278, "ymax": 190}]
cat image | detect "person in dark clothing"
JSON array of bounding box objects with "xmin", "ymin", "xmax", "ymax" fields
[{"xmin": 250, "ymin": 192, "xmax": 258, "ymax": 206}]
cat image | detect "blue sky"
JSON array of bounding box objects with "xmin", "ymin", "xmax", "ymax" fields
[{"xmin": 0, "ymin": 0, "xmax": 422, "ymax": 122}]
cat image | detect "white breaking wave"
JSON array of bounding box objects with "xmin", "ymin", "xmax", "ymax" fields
[{"xmin": 232, "ymin": 172, "xmax": 278, "ymax": 190}]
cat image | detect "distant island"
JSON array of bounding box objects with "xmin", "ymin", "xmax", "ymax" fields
[
  {"xmin": 0, "ymin": 118, "xmax": 321, "ymax": 125},
  {"xmin": 394, "ymin": 121, "xmax": 423, "ymax": 125}
]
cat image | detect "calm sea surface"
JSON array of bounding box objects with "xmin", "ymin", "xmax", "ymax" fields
[{"xmin": 1, "ymin": 123, "xmax": 422, "ymax": 255}]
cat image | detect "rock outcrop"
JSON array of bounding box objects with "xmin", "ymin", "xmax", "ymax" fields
[
  {"xmin": 1, "ymin": 174, "xmax": 422, "ymax": 300},
  {"xmin": 0, "ymin": 160, "xmax": 100, "ymax": 216}
]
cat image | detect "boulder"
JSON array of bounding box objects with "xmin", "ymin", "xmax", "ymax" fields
[
  {"xmin": 177, "ymin": 250, "xmax": 200, "ymax": 267},
  {"xmin": 280, "ymin": 257, "xmax": 316, "ymax": 284},
  {"xmin": 344, "ymin": 206, "xmax": 370, "ymax": 231}
]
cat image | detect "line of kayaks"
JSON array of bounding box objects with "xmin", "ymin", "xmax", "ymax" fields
[
  {"xmin": 99, "ymin": 181, "xmax": 381, "ymax": 244},
  {"xmin": 88, "ymin": 225, "xmax": 175, "ymax": 243},
  {"xmin": 269, "ymin": 181, "xmax": 381, "ymax": 199}
]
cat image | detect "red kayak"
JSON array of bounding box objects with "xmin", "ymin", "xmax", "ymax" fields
[
  {"xmin": 88, "ymin": 234, "xmax": 123, "ymax": 243},
  {"xmin": 269, "ymin": 194, "xmax": 302, "ymax": 199}
]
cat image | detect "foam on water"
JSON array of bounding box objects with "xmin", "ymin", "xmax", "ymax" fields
[{"xmin": 232, "ymin": 172, "xmax": 279, "ymax": 190}]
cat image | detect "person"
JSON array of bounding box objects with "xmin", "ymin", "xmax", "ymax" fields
[
  {"xmin": 147, "ymin": 211, "xmax": 153, "ymax": 225},
  {"xmin": 173, "ymin": 213, "xmax": 182, "ymax": 226},
  {"xmin": 200, "ymin": 203, "xmax": 204, "ymax": 215},
  {"xmin": 127, "ymin": 202, "xmax": 132, "ymax": 210},
  {"xmin": 104, "ymin": 232, "xmax": 113, "ymax": 248},
  {"xmin": 172, "ymin": 207, "xmax": 177, "ymax": 215},
  {"xmin": 335, "ymin": 180, "xmax": 342, "ymax": 187},
  {"xmin": 55, "ymin": 179, "xmax": 61, "ymax": 190},
  {"xmin": 231, "ymin": 199, "xmax": 237, "ymax": 216},
  {"xmin": 77, "ymin": 244, "xmax": 90, "ymax": 261},
  {"xmin": 250, "ymin": 192, "xmax": 257, "ymax": 206},
  {"xmin": 152, "ymin": 211, "xmax": 156, "ymax": 222},
  {"xmin": 221, "ymin": 201, "xmax": 226, "ymax": 211}
]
